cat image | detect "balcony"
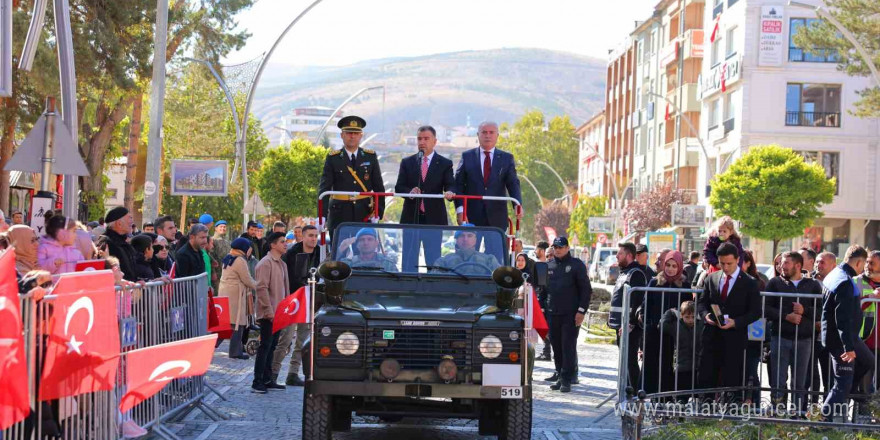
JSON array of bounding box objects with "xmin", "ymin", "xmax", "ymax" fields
[{"xmin": 785, "ymin": 111, "xmax": 840, "ymax": 128}]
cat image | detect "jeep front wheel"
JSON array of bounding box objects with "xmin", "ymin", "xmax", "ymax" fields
[
  {"xmin": 302, "ymin": 393, "xmax": 333, "ymax": 440},
  {"xmin": 499, "ymin": 398, "xmax": 532, "ymax": 440}
]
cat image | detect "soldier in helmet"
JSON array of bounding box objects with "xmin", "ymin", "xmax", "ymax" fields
[
  {"xmin": 318, "ymin": 115, "xmax": 385, "ymax": 238},
  {"xmin": 339, "ymin": 228, "xmax": 397, "ymax": 272},
  {"xmin": 432, "ymin": 224, "xmax": 500, "ymax": 275}
]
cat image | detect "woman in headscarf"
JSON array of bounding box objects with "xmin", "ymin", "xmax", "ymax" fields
[
  {"xmin": 8, "ymin": 224, "xmax": 41, "ymax": 275},
  {"xmin": 218, "ymin": 238, "xmax": 258, "ymax": 359},
  {"xmin": 514, "ymin": 252, "xmax": 535, "ymax": 280},
  {"xmin": 639, "ymin": 250, "xmax": 689, "ymax": 397},
  {"xmin": 151, "ymin": 235, "xmax": 173, "ymax": 277}
]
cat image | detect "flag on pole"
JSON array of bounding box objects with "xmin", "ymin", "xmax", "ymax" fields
[
  {"xmin": 710, "ymin": 14, "xmax": 721, "ymax": 42},
  {"xmin": 0, "ymin": 250, "xmax": 29, "ymax": 429},
  {"xmin": 664, "ymin": 102, "xmax": 671, "ymax": 121},
  {"xmin": 524, "ymin": 284, "xmax": 549, "ymax": 339},
  {"xmin": 208, "ymin": 296, "xmax": 232, "ymax": 339},
  {"xmin": 119, "ymin": 334, "xmax": 218, "ymax": 412},
  {"xmin": 273, "ymin": 286, "xmax": 311, "ymax": 333},
  {"xmin": 39, "ymin": 271, "xmax": 120, "ymax": 401}
]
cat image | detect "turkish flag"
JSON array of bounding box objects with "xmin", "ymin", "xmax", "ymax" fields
[
  {"xmin": 207, "ymin": 294, "xmax": 220, "ymax": 330},
  {"xmin": 721, "ymin": 63, "xmax": 728, "ymax": 92},
  {"xmin": 119, "ymin": 334, "xmax": 218, "ymax": 412},
  {"xmin": 0, "ymin": 250, "xmax": 29, "ymax": 429},
  {"xmin": 273, "ymin": 286, "xmax": 311, "ymax": 333},
  {"xmin": 208, "ymin": 296, "xmax": 232, "ymax": 339},
  {"xmin": 664, "ymin": 102, "xmax": 671, "ymax": 121},
  {"xmin": 525, "ymin": 284, "xmax": 549, "ymax": 340},
  {"xmin": 39, "ymin": 271, "xmax": 121, "ymax": 401},
  {"xmin": 543, "ymin": 227, "xmax": 557, "ymax": 244},
  {"xmin": 710, "ymin": 14, "xmax": 721, "ymax": 42}
]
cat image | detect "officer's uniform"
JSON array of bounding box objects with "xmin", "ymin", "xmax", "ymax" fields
[
  {"xmin": 609, "ymin": 260, "xmax": 648, "ymax": 392},
  {"xmin": 318, "ymin": 116, "xmax": 385, "ymax": 237},
  {"xmin": 545, "ymin": 237, "xmax": 592, "ymax": 391},
  {"xmin": 341, "ymin": 254, "xmax": 398, "ymax": 272},
  {"xmin": 432, "ymin": 249, "xmax": 500, "ymax": 275}
]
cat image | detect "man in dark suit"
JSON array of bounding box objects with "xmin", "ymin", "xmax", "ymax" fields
[
  {"xmin": 696, "ymin": 242, "xmax": 761, "ymax": 402},
  {"xmin": 318, "ymin": 115, "xmax": 385, "ymax": 239},
  {"xmin": 452, "ymin": 121, "xmax": 522, "ymax": 258},
  {"xmin": 394, "ymin": 126, "xmax": 455, "ymax": 272}
]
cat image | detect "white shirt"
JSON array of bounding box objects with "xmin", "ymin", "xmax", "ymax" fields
[
  {"xmin": 420, "ymin": 151, "xmax": 435, "ymax": 167},
  {"xmin": 791, "ymin": 278, "xmax": 802, "ymax": 287},
  {"xmin": 344, "ymin": 148, "xmax": 358, "ymax": 163},
  {"xmin": 456, "ymin": 147, "xmax": 495, "ymax": 214},
  {"xmin": 720, "ymin": 266, "xmax": 740, "ymax": 294}
]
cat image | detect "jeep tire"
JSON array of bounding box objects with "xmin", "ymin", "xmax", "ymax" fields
[
  {"xmin": 302, "ymin": 393, "xmax": 333, "ymax": 440},
  {"xmin": 499, "ymin": 398, "xmax": 532, "ymax": 440}
]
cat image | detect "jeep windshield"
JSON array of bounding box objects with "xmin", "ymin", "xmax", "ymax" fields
[{"xmin": 331, "ymin": 223, "xmax": 508, "ymax": 277}]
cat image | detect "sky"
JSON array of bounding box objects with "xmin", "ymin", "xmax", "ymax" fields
[{"xmin": 222, "ymin": 0, "xmax": 660, "ymax": 67}]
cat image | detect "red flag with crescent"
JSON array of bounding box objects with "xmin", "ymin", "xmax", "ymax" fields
[
  {"xmin": 273, "ymin": 286, "xmax": 311, "ymax": 333},
  {"xmin": 39, "ymin": 271, "xmax": 120, "ymax": 401},
  {"xmin": 524, "ymin": 284, "xmax": 549, "ymax": 340},
  {"xmin": 0, "ymin": 250, "xmax": 29, "ymax": 429},
  {"xmin": 208, "ymin": 296, "xmax": 232, "ymax": 339},
  {"xmin": 119, "ymin": 334, "xmax": 218, "ymax": 412},
  {"xmin": 710, "ymin": 13, "xmax": 721, "ymax": 42}
]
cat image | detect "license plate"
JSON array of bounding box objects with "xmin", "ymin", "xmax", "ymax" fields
[{"xmin": 500, "ymin": 386, "xmax": 522, "ymax": 399}]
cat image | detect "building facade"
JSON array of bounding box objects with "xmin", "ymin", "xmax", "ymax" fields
[
  {"xmin": 603, "ymin": 37, "xmax": 639, "ymax": 210},
  {"xmin": 278, "ymin": 106, "xmax": 344, "ymax": 148},
  {"xmin": 697, "ymin": 0, "xmax": 880, "ymax": 259},
  {"xmin": 576, "ymin": 111, "xmax": 606, "ymax": 198}
]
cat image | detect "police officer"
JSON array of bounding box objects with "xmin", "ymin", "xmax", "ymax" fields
[
  {"xmin": 545, "ymin": 237, "xmax": 592, "ymax": 393},
  {"xmin": 609, "ymin": 242, "xmax": 648, "ymax": 392},
  {"xmin": 318, "ymin": 115, "xmax": 385, "ymax": 238}
]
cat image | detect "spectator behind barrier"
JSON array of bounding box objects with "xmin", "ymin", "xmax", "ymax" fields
[
  {"xmin": 37, "ymin": 214, "xmax": 85, "ymax": 275},
  {"xmin": 8, "ymin": 225, "xmax": 41, "ymax": 275}
]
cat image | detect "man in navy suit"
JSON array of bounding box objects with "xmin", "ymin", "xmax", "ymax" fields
[
  {"xmin": 395, "ymin": 126, "xmax": 455, "ymax": 271},
  {"xmin": 452, "ymin": 121, "xmax": 522, "ymax": 258}
]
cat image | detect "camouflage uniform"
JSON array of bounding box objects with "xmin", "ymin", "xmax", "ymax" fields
[
  {"xmin": 433, "ymin": 249, "xmax": 500, "ymax": 275},
  {"xmin": 341, "ymin": 253, "xmax": 398, "ymax": 272}
]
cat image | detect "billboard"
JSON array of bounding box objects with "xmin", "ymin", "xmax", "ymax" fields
[
  {"xmin": 588, "ymin": 217, "xmax": 615, "ymax": 234},
  {"xmin": 170, "ymin": 160, "xmax": 229, "ymax": 197},
  {"xmin": 758, "ymin": 6, "xmax": 785, "ymax": 67},
  {"xmin": 671, "ymin": 204, "xmax": 707, "ymax": 227},
  {"xmin": 646, "ymin": 232, "xmax": 677, "ymax": 254}
]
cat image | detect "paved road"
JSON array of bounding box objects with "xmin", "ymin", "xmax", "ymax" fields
[{"xmin": 167, "ymin": 328, "xmax": 623, "ymax": 440}]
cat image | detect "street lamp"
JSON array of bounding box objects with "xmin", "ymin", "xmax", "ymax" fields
[
  {"xmin": 313, "ymin": 85, "xmax": 385, "ymax": 144},
  {"xmin": 788, "ymin": 1, "xmax": 880, "ymax": 86},
  {"xmin": 576, "ymin": 137, "xmax": 621, "ymax": 206},
  {"xmin": 519, "ymin": 175, "xmax": 545, "ymax": 209}
]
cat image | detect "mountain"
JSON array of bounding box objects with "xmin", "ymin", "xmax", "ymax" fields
[{"xmin": 251, "ymin": 48, "xmax": 608, "ymax": 145}]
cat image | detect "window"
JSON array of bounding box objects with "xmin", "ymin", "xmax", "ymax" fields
[
  {"xmin": 728, "ymin": 0, "xmax": 739, "ymax": 6},
  {"xmin": 725, "ymin": 27, "xmax": 737, "ymax": 58},
  {"xmin": 709, "ymin": 99, "xmax": 721, "ymax": 129},
  {"xmin": 723, "ymin": 92, "xmax": 736, "ymax": 133},
  {"xmin": 635, "ymin": 132, "xmax": 643, "ymax": 155},
  {"xmin": 647, "ymin": 127, "xmax": 654, "ymax": 152},
  {"xmin": 789, "ymin": 18, "xmax": 839, "ymax": 62},
  {"xmin": 785, "ymin": 83, "xmax": 841, "ymax": 127},
  {"xmin": 711, "ymin": 36, "xmax": 723, "ymax": 66},
  {"xmin": 799, "ymin": 151, "xmax": 840, "ymax": 194},
  {"xmin": 713, "ymin": 0, "xmax": 724, "ymax": 18}
]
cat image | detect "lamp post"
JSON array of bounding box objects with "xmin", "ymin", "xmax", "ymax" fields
[
  {"xmin": 576, "ymin": 137, "xmax": 621, "ymax": 205},
  {"xmin": 519, "ymin": 175, "xmax": 545, "ymax": 209},
  {"xmin": 313, "ymin": 85, "xmax": 385, "ymax": 145}
]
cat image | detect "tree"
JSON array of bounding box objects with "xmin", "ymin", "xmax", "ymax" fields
[
  {"xmin": 623, "ymin": 182, "xmax": 691, "ymax": 233},
  {"xmin": 533, "ymin": 203, "xmax": 571, "ymax": 243},
  {"xmin": 709, "ymin": 145, "xmax": 836, "ymax": 256},
  {"xmin": 256, "ymin": 140, "xmax": 328, "ymax": 223},
  {"xmin": 568, "ymin": 195, "xmax": 608, "ymax": 248},
  {"xmin": 792, "ymin": 0, "xmax": 880, "ymax": 118},
  {"xmin": 498, "ymin": 111, "xmax": 578, "ymax": 241}
]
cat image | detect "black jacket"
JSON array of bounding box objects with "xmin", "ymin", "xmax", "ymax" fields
[
  {"xmin": 821, "ymin": 263, "xmax": 860, "ymax": 354},
  {"xmin": 174, "ymin": 241, "xmax": 206, "ymax": 279},
  {"xmin": 609, "ymin": 261, "xmax": 649, "ymax": 329},
  {"xmin": 683, "ymin": 262, "xmax": 699, "ymax": 286},
  {"xmin": 545, "ymin": 252, "xmax": 592, "ymax": 316},
  {"xmin": 103, "ymin": 229, "xmax": 138, "ymax": 282},
  {"xmin": 283, "ymin": 242, "xmax": 322, "ymax": 292},
  {"xmin": 133, "ymin": 254, "xmax": 157, "ymax": 281},
  {"xmin": 697, "ymin": 269, "xmax": 761, "ymax": 334},
  {"xmin": 764, "ymin": 276, "xmax": 822, "ymax": 339},
  {"xmin": 641, "ymin": 278, "xmax": 692, "ymax": 328},
  {"xmin": 661, "ymin": 309, "xmax": 704, "ymax": 372},
  {"xmin": 240, "ymin": 233, "xmax": 262, "ymax": 261},
  {"xmin": 395, "ymin": 153, "xmax": 455, "ymax": 225}
]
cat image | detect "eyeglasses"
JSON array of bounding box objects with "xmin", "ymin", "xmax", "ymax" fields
[{"xmin": 153, "ymin": 245, "xmax": 168, "ymax": 252}]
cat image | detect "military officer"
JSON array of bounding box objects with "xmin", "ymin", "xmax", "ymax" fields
[
  {"xmin": 318, "ymin": 115, "xmax": 385, "ymax": 238},
  {"xmin": 544, "ymin": 237, "xmax": 592, "ymax": 393},
  {"xmin": 339, "ymin": 228, "xmax": 397, "ymax": 271},
  {"xmin": 432, "ymin": 224, "xmax": 500, "ymax": 275}
]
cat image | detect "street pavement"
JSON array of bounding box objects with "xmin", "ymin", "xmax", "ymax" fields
[{"xmin": 166, "ymin": 328, "xmax": 623, "ymax": 440}]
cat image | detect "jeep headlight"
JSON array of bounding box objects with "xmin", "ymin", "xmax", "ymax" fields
[
  {"xmin": 479, "ymin": 335, "xmax": 503, "ymax": 359},
  {"xmin": 335, "ymin": 331, "xmax": 360, "ymax": 356}
]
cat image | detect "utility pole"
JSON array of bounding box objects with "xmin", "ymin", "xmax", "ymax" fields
[{"xmin": 142, "ymin": 0, "xmax": 169, "ymax": 223}]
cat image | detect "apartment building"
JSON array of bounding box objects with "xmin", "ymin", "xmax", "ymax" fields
[{"xmin": 576, "ymin": 111, "xmax": 606, "ymax": 198}]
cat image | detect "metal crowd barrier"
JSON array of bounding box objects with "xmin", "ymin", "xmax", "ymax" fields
[
  {"xmin": 1, "ymin": 273, "xmax": 224, "ymax": 440},
  {"xmin": 616, "ymin": 285, "xmax": 880, "ymax": 433}
]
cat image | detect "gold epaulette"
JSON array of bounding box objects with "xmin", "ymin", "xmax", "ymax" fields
[
  {"xmin": 329, "ymin": 149, "xmax": 342, "ymax": 156},
  {"xmin": 362, "ymin": 148, "xmax": 375, "ymax": 154}
]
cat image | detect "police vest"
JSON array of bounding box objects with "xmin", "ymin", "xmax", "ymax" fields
[{"xmin": 609, "ymin": 267, "xmax": 647, "ymax": 330}]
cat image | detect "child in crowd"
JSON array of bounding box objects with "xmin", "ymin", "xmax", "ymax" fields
[
  {"xmin": 37, "ymin": 214, "xmax": 85, "ymax": 275},
  {"xmin": 702, "ymin": 216, "xmax": 744, "ymax": 271},
  {"xmin": 660, "ymin": 300, "xmax": 703, "ymax": 402}
]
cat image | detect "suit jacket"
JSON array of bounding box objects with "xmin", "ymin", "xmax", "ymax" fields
[
  {"xmin": 697, "ymin": 269, "xmax": 761, "ymax": 336},
  {"xmin": 395, "ymin": 152, "xmax": 454, "ymax": 225},
  {"xmin": 318, "ymin": 147, "xmax": 385, "ymax": 219},
  {"xmin": 452, "ymin": 147, "xmax": 522, "ymax": 230}
]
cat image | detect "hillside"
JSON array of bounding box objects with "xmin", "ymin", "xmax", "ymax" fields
[{"xmin": 252, "ymin": 48, "xmax": 607, "ymax": 144}]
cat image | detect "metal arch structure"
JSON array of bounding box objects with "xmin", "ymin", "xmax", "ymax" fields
[
  {"xmin": 238, "ymin": 0, "xmax": 325, "ymax": 224},
  {"xmin": 182, "ymin": 57, "xmax": 243, "ymax": 184},
  {"xmin": 312, "ymin": 85, "xmax": 385, "ymax": 145}
]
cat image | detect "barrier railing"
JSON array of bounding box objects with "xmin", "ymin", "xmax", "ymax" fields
[
  {"xmin": 616, "ymin": 285, "xmax": 880, "ymax": 434},
  {"xmin": 2, "ymin": 273, "xmax": 223, "ymax": 440}
]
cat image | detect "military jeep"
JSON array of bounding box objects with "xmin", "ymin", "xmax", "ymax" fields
[{"xmin": 301, "ymin": 222, "xmax": 536, "ymax": 439}]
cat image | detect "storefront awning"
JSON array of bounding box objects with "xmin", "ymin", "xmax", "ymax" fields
[{"xmin": 9, "ymin": 171, "xmax": 35, "ymax": 189}]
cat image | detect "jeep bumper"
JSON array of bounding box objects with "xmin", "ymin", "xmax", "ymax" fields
[{"xmin": 306, "ymin": 380, "xmax": 532, "ymax": 400}]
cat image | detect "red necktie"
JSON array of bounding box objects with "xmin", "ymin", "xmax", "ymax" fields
[
  {"xmin": 483, "ymin": 151, "xmax": 491, "ymax": 187},
  {"xmin": 420, "ymin": 156, "xmax": 428, "ymax": 212},
  {"xmin": 721, "ymin": 274, "xmax": 731, "ymax": 302}
]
